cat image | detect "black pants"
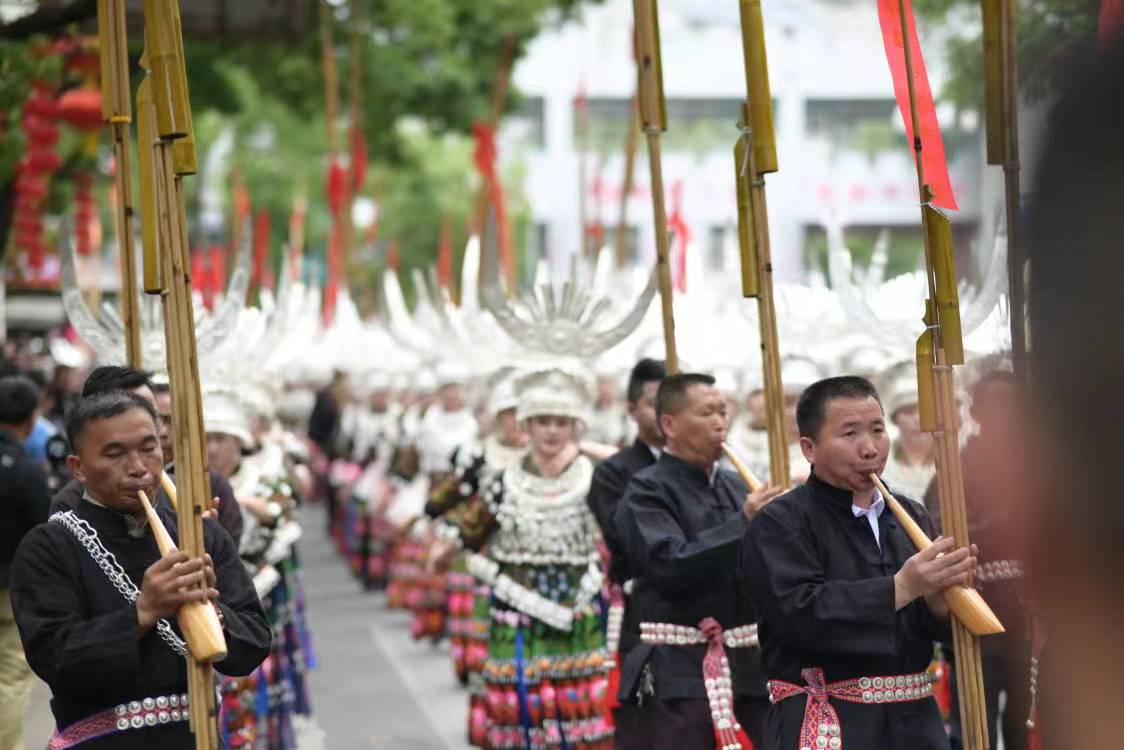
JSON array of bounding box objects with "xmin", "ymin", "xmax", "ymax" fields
[{"xmin": 616, "ymin": 695, "xmax": 769, "ymax": 750}]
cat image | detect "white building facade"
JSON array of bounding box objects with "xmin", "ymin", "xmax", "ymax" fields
[{"xmin": 503, "ymin": 0, "xmax": 986, "ymax": 284}]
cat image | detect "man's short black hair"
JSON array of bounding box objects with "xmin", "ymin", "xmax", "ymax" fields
[
  {"xmin": 0, "ymin": 375, "xmax": 40, "ymax": 425},
  {"xmin": 796, "ymin": 376, "xmax": 882, "ymax": 439},
  {"xmin": 82, "ymin": 365, "xmax": 154, "ymax": 398},
  {"xmin": 656, "ymin": 372, "xmax": 717, "ymax": 425},
  {"xmin": 627, "ymin": 358, "xmax": 667, "ymax": 403},
  {"xmin": 66, "ymin": 390, "xmax": 158, "ymax": 451}
]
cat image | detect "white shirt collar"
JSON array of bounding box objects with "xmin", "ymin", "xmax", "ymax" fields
[
  {"xmin": 851, "ymin": 489, "xmax": 885, "ymax": 548},
  {"xmin": 851, "ymin": 489, "xmax": 886, "ymax": 518}
]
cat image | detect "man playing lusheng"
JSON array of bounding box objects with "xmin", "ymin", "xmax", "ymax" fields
[
  {"xmin": 741, "ymin": 376, "xmax": 977, "ymax": 750},
  {"xmin": 615, "ymin": 373, "xmax": 782, "ymax": 749},
  {"xmin": 10, "ymin": 391, "xmax": 270, "ymax": 749}
]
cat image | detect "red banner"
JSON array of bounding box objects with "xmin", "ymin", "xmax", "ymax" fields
[
  {"xmin": 667, "ymin": 180, "xmax": 691, "ymax": 293},
  {"xmin": 471, "ymin": 122, "xmax": 513, "ymax": 284},
  {"xmin": 252, "ymin": 209, "xmax": 270, "ymax": 292},
  {"xmin": 877, "ymin": 0, "xmax": 958, "ymax": 211}
]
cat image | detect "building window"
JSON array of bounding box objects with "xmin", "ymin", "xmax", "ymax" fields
[
  {"xmin": 805, "ymin": 99, "xmax": 898, "ymax": 156},
  {"xmin": 581, "ymin": 98, "xmax": 774, "ymax": 155}
]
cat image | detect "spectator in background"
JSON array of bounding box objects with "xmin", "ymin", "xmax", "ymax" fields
[
  {"xmin": 17, "ymin": 370, "xmax": 58, "ymax": 465},
  {"xmin": 308, "ymin": 369, "xmax": 348, "ymax": 460},
  {"xmin": 0, "ymin": 375, "xmax": 52, "ymax": 750}
]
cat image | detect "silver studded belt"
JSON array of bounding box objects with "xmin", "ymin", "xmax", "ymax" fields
[
  {"xmin": 46, "ymin": 694, "xmax": 190, "ymax": 750},
  {"xmin": 975, "ymin": 559, "xmax": 1023, "ymax": 583},
  {"xmin": 767, "ymin": 667, "xmax": 935, "ymax": 750}
]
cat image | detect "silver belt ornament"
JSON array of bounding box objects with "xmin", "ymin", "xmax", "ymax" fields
[{"xmin": 113, "ymin": 693, "xmax": 191, "ymax": 731}]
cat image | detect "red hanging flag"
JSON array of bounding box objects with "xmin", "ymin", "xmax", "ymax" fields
[
  {"xmin": 326, "ymin": 158, "xmax": 348, "ymax": 217},
  {"xmin": 210, "ymin": 244, "xmax": 226, "ymax": 302},
  {"xmin": 323, "ymin": 224, "xmax": 342, "ymax": 324},
  {"xmin": 877, "ymin": 0, "xmax": 958, "ymax": 211},
  {"xmin": 667, "ymin": 180, "xmax": 691, "ymax": 293},
  {"xmin": 252, "ymin": 209, "xmax": 270, "ymax": 291},
  {"xmin": 471, "ymin": 122, "xmax": 514, "ymax": 283}
]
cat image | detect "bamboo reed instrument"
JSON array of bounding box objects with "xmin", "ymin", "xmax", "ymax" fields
[
  {"xmin": 868, "ymin": 475, "xmax": 1004, "ymax": 636},
  {"xmin": 890, "ymin": 1, "xmax": 996, "ymax": 745},
  {"xmin": 137, "ymin": 490, "xmax": 228, "ymax": 661},
  {"xmin": 161, "ymin": 471, "xmax": 178, "ymax": 510},
  {"xmin": 615, "ymin": 95, "xmax": 640, "ymax": 269},
  {"xmin": 95, "ymin": 0, "xmax": 142, "ymax": 364},
  {"xmin": 721, "ymin": 443, "xmax": 764, "ymax": 492},
  {"xmin": 981, "ymin": 0, "xmax": 1025, "ymax": 374},
  {"xmin": 732, "ymin": 0, "xmax": 789, "ymax": 488},
  {"xmin": 631, "ymin": 0, "xmax": 678, "ymax": 374},
  {"xmin": 138, "ymin": 2, "xmax": 219, "ymax": 745}
]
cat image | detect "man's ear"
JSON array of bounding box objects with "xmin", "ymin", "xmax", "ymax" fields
[
  {"xmin": 659, "ymin": 413, "xmax": 674, "ymax": 441},
  {"xmin": 66, "ymin": 454, "xmax": 86, "ymax": 484},
  {"xmin": 799, "ymin": 435, "xmax": 816, "ymax": 464}
]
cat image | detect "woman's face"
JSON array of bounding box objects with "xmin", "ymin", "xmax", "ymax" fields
[
  {"xmin": 206, "ymin": 432, "xmax": 243, "ymax": 478},
  {"xmin": 527, "ymin": 415, "xmax": 576, "ymax": 458}
]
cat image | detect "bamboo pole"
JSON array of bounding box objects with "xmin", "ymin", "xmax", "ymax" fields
[
  {"xmin": 615, "ymin": 95, "xmax": 640, "ymax": 269},
  {"xmin": 1001, "ymin": 0, "xmax": 1026, "ymax": 375},
  {"xmin": 472, "ymin": 37, "xmax": 515, "ymax": 291},
  {"xmin": 576, "ymin": 86, "xmax": 590, "ymax": 258},
  {"xmin": 734, "ymin": 0, "xmax": 789, "ymax": 487},
  {"xmin": 893, "ymin": 0, "xmax": 992, "ymax": 745},
  {"xmin": 97, "ymin": 0, "xmax": 142, "ymax": 365},
  {"xmin": 140, "ymin": 1, "xmax": 217, "ymax": 745},
  {"xmin": 982, "ymin": 0, "xmax": 1025, "ymax": 375},
  {"xmin": 631, "ymin": 0, "xmax": 678, "ymax": 374}
]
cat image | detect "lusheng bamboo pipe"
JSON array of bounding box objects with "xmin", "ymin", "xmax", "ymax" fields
[
  {"xmin": 138, "ymin": 491, "xmax": 228, "ymax": 661},
  {"xmin": 97, "ymin": 0, "xmax": 142, "ymax": 364},
  {"xmin": 869, "ymin": 475, "xmax": 1004, "ymax": 636},
  {"xmin": 141, "ymin": 3, "xmax": 218, "ymax": 744},
  {"xmin": 721, "ymin": 442, "xmax": 764, "ymax": 492},
  {"xmin": 734, "ymin": 0, "xmax": 789, "ymax": 488},
  {"xmin": 631, "ymin": 0, "xmax": 678, "ymax": 374},
  {"xmin": 161, "ymin": 471, "xmax": 178, "ymax": 510},
  {"xmin": 890, "ymin": 0, "xmax": 991, "ymax": 743}
]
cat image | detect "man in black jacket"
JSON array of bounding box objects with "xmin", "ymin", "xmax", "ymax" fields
[
  {"xmin": 615, "ymin": 373, "xmax": 782, "ymax": 749},
  {"xmin": 0, "ymin": 375, "xmax": 51, "ymax": 750},
  {"xmin": 11, "ymin": 391, "xmax": 269, "ymax": 749},
  {"xmin": 586, "ymin": 358, "xmax": 665, "ymax": 736},
  {"xmin": 742, "ymin": 376, "xmax": 975, "ymax": 750}
]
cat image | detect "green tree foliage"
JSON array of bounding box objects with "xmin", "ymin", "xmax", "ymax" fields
[
  {"xmin": 914, "ymin": 0, "xmax": 1099, "ymax": 110},
  {"xmin": 1, "ymin": 0, "xmax": 604, "ymax": 294}
]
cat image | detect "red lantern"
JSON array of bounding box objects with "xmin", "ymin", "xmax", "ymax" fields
[{"xmin": 57, "ymin": 88, "xmax": 103, "ymax": 131}]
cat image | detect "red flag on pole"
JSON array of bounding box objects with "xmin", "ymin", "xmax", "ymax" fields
[
  {"xmin": 877, "ymin": 0, "xmax": 958, "ymax": 211},
  {"xmin": 252, "ymin": 209, "xmax": 270, "ymax": 292},
  {"xmin": 667, "ymin": 180, "xmax": 691, "ymax": 293}
]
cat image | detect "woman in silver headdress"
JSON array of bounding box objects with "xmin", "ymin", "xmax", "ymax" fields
[{"xmin": 427, "ymin": 367, "xmax": 612, "ymax": 749}]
